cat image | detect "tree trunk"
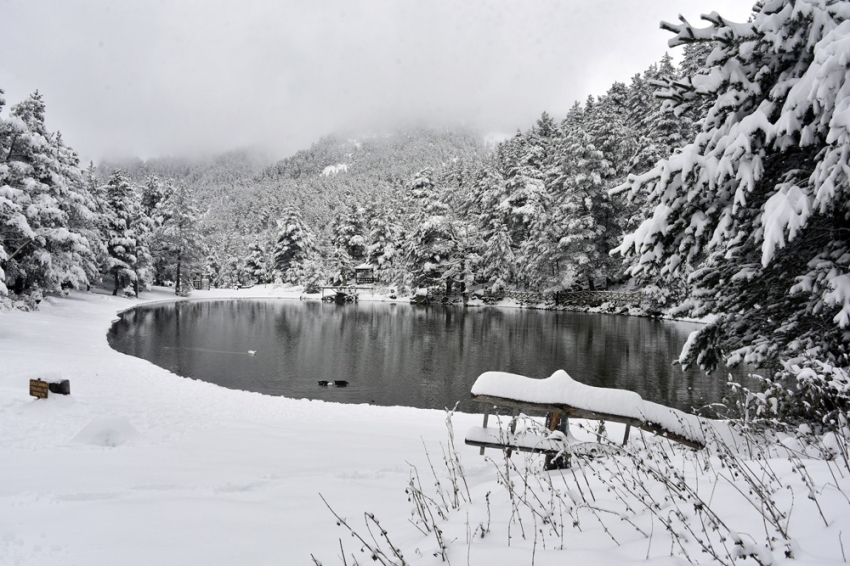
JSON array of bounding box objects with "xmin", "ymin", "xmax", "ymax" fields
[
  {"xmin": 175, "ymin": 253, "xmax": 182, "ymax": 296},
  {"xmin": 112, "ymin": 271, "xmax": 119, "ymax": 296}
]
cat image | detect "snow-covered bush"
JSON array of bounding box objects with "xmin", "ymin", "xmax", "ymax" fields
[
  {"xmin": 732, "ymin": 357, "xmax": 850, "ymax": 428},
  {"xmin": 316, "ymin": 410, "xmax": 850, "ymax": 565}
]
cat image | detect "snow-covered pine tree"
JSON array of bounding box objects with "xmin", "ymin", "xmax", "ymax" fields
[
  {"xmin": 328, "ymin": 246, "xmax": 353, "ymax": 286},
  {"xmin": 478, "ymin": 217, "xmax": 515, "ymax": 292},
  {"xmin": 0, "ymin": 87, "xmax": 10, "ymax": 298},
  {"xmin": 203, "ymin": 232, "xmax": 244, "ymax": 289},
  {"xmin": 676, "ymin": 41, "xmax": 716, "ymax": 129},
  {"xmin": 0, "ymin": 91, "xmax": 96, "ymax": 300},
  {"xmin": 142, "ymin": 176, "xmax": 173, "ymax": 286},
  {"xmin": 330, "ymin": 203, "xmax": 367, "ymax": 264},
  {"xmin": 51, "ymin": 132, "xmax": 102, "ymax": 290},
  {"xmin": 584, "ymin": 83, "xmax": 637, "ymax": 179},
  {"xmin": 273, "ymin": 206, "xmax": 316, "ymax": 284},
  {"xmin": 405, "ymin": 169, "xmax": 458, "ymax": 293},
  {"xmin": 158, "ymin": 181, "xmax": 203, "ymax": 296},
  {"xmin": 77, "ymin": 162, "xmax": 108, "ymax": 273},
  {"xmin": 513, "ymin": 107, "xmax": 583, "ymax": 290},
  {"xmin": 141, "ymin": 175, "xmax": 169, "ymax": 219},
  {"xmin": 613, "ymin": 1, "xmax": 850, "ymax": 374},
  {"xmin": 244, "ymin": 238, "xmax": 269, "ymax": 284},
  {"xmin": 627, "ymin": 54, "xmax": 694, "ymax": 176},
  {"xmin": 130, "ymin": 203, "xmax": 155, "ymax": 297},
  {"xmin": 102, "ymin": 170, "xmax": 141, "ymax": 296},
  {"xmin": 501, "ymin": 117, "xmax": 552, "ymax": 246},
  {"xmin": 327, "ymin": 202, "xmax": 367, "ymax": 285},
  {"xmin": 366, "ymin": 204, "xmax": 405, "ymax": 286},
  {"xmin": 548, "ymin": 126, "xmax": 620, "ymax": 290}
]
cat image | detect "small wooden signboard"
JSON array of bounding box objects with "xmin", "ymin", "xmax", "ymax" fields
[{"xmin": 30, "ymin": 379, "xmax": 49, "ymax": 399}]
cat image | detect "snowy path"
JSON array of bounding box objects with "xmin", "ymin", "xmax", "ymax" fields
[{"xmin": 0, "ymin": 288, "xmax": 484, "ymax": 564}]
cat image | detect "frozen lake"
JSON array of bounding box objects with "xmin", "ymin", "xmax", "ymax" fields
[{"xmin": 108, "ymin": 299, "xmax": 742, "ymax": 413}]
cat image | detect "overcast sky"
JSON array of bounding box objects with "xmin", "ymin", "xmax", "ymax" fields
[{"xmin": 0, "ymin": 0, "xmax": 753, "ymax": 163}]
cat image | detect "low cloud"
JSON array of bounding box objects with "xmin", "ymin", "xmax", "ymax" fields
[{"xmin": 0, "ymin": 0, "xmax": 753, "ymax": 162}]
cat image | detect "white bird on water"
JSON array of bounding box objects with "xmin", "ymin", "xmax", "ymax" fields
[{"xmin": 248, "ymin": 350, "xmax": 257, "ymax": 356}]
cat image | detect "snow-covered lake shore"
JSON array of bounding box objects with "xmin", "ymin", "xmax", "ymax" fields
[
  {"xmin": 0, "ymin": 287, "xmax": 487, "ymax": 564},
  {"xmin": 3, "ymin": 288, "xmax": 848, "ymax": 565}
]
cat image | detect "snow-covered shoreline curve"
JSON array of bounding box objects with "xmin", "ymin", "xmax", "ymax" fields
[
  {"xmin": 2, "ymin": 286, "xmax": 846, "ymax": 565},
  {"xmin": 0, "ymin": 286, "xmax": 486, "ymax": 564}
]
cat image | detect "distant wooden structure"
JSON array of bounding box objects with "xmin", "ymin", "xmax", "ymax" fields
[
  {"xmin": 354, "ymin": 264, "xmax": 375, "ymax": 285},
  {"xmin": 190, "ymin": 277, "xmax": 210, "ymax": 291}
]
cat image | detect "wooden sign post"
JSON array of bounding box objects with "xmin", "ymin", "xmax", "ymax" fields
[
  {"xmin": 29, "ymin": 379, "xmax": 49, "ymax": 399},
  {"xmin": 28, "ymin": 378, "xmax": 70, "ymax": 398}
]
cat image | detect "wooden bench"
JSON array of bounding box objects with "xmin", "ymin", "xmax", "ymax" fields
[{"xmin": 464, "ymin": 370, "xmax": 707, "ymax": 469}]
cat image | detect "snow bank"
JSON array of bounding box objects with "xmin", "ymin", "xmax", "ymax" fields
[{"xmin": 71, "ymin": 415, "xmax": 140, "ymax": 447}]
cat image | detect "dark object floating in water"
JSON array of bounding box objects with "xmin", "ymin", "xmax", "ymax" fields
[
  {"xmin": 318, "ymin": 380, "xmax": 349, "ymax": 387},
  {"xmin": 318, "ymin": 380, "xmax": 329, "ymax": 386},
  {"xmin": 334, "ymin": 380, "xmax": 349, "ymax": 387}
]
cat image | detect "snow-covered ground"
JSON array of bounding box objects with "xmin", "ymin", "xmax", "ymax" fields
[
  {"xmin": 2, "ymin": 288, "xmax": 849, "ymax": 565},
  {"xmin": 0, "ymin": 287, "xmax": 483, "ymax": 564}
]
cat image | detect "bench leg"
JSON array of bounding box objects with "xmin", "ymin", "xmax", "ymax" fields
[
  {"xmin": 622, "ymin": 424, "xmax": 631, "ymax": 446},
  {"xmin": 480, "ymin": 405, "xmax": 490, "ymax": 456},
  {"xmin": 544, "ymin": 412, "xmax": 567, "ymax": 471},
  {"xmin": 505, "ymin": 408, "xmax": 519, "ymax": 459}
]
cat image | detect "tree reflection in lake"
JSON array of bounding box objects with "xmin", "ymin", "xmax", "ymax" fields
[{"xmin": 108, "ymin": 300, "xmax": 750, "ymax": 414}]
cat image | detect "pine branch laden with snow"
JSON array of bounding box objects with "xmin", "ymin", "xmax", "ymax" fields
[{"xmin": 612, "ymin": 0, "xmax": 850, "ymax": 372}]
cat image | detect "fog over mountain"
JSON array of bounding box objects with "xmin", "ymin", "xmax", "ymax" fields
[{"xmin": 0, "ymin": 0, "xmax": 752, "ymax": 162}]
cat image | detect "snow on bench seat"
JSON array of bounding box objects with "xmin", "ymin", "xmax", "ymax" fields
[
  {"xmin": 468, "ymin": 369, "xmax": 708, "ymax": 450},
  {"xmin": 465, "ymin": 425, "xmax": 568, "ymax": 455}
]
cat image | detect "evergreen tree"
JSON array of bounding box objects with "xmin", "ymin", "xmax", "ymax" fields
[
  {"xmin": 273, "ymin": 206, "xmax": 316, "ymax": 283},
  {"xmin": 102, "ymin": 171, "xmax": 140, "ymax": 295},
  {"xmin": 328, "ymin": 246, "xmax": 353, "ymax": 286},
  {"xmin": 331, "ymin": 203, "xmax": 367, "ymax": 262},
  {"xmin": 328, "ymin": 202, "xmax": 367, "ymax": 284},
  {"xmin": 158, "ymin": 182, "xmax": 203, "ymax": 296},
  {"xmin": 478, "ymin": 217, "xmax": 515, "ymax": 292},
  {"xmin": 627, "ymin": 54, "xmax": 693, "ymax": 176},
  {"xmin": 613, "ymin": 1, "xmax": 850, "ymax": 374},
  {"xmin": 584, "ymin": 83, "xmax": 637, "ymax": 178},
  {"xmin": 549, "ymin": 128, "xmax": 620, "ymax": 289},
  {"xmin": 0, "ymin": 90, "xmax": 96, "ymax": 299},
  {"xmin": 143, "ymin": 176, "xmax": 173, "ymax": 286},
  {"xmin": 501, "ymin": 121, "xmax": 551, "ymax": 246},
  {"xmin": 244, "ymin": 239, "xmax": 269, "ymax": 284},
  {"xmin": 405, "ymin": 169, "xmax": 458, "ymax": 292},
  {"xmin": 366, "ymin": 204, "xmax": 405, "ymax": 286}
]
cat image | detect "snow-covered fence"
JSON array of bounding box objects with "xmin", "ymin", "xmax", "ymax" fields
[
  {"xmin": 554, "ymin": 290, "xmax": 642, "ymax": 306},
  {"xmin": 189, "ymin": 277, "xmax": 210, "ymax": 291},
  {"xmin": 422, "ymin": 289, "xmax": 643, "ymax": 307}
]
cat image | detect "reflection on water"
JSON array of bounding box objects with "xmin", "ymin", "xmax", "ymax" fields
[{"xmin": 107, "ymin": 300, "xmax": 746, "ymax": 413}]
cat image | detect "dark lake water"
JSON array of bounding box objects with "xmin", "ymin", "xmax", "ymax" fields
[{"xmin": 107, "ymin": 299, "xmax": 744, "ymax": 414}]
